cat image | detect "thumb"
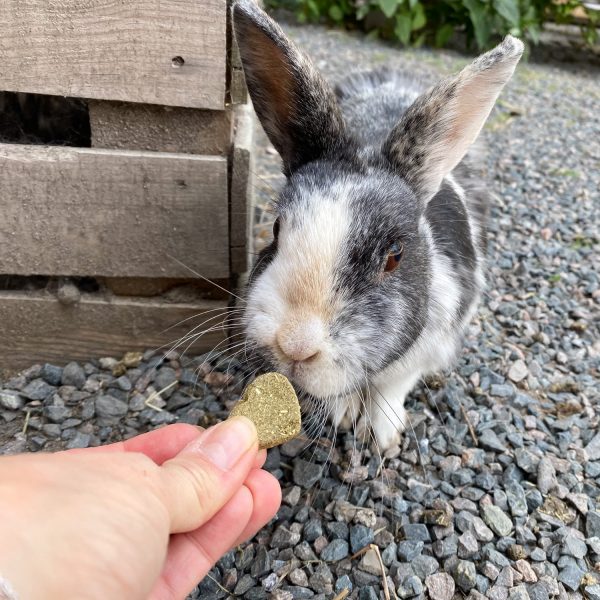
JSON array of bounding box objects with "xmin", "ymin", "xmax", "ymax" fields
[{"xmin": 158, "ymin": 416, "xmax": 258, "ymax": 533}]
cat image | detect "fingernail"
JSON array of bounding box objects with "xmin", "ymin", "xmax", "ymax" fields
[{"xmin": 183, "ymin": 416, "xmax": 257, "ymax": 471}]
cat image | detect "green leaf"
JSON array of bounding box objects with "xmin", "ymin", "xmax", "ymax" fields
[
  {"xmin": 394, "ymin": 13, "xmax": 412, "ymax": 44},
  {"xmin": 328, "ymin": 4, "xmax": 344, "ymax": 21},
  {"xmin": 379, "ymin": 0, "xmax": 400, "ymax": 18},
  {"xmin": 463, "ymin": 0, "xmax": 493, "ymax": 48},
  {"xmin": 411, "ymin": 3, "xmax": 426, "ymax": 30},
  {"xmin": 435, "ymin": 23, "xmax": 455, "ymax": 47},
  {"xmin": 413, "ymin": 32, "xmax": 426, "ymax": 47},
  {"xmin": 493, "ymin": 0, "xmax": 520, "ymax": 27}
]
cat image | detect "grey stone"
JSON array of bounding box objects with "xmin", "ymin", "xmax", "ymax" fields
[
  {"xmin": 400, "ymin": 523, "xmax": 431, "ymax": 542},
  {"xmin": 433, "ymin": 535, "xmax": 458, "ymax": 558},
  {"xmin": 66, "ymin": 432, "xmax": 91, "ymax": 449},
  {"xmin": 482, "ymin": 562, "xmax": 499, "ymax": 580},
  {"xmin": 530, "ymin": 548, "xmax": 547, "ymax": 561},
  {"xmin": 0, "ymin": 390, "xmax": 24, "ymax": 411},
  {"xmin": 562, "ymin": 533, "xmax": 587, "ymax": 559},
  {"xmin": 304, "ymin": 519, "xmax": 323, "ymax": 543},
  {"xmin": 481, "ymin": 505, "xmax": 513, "ymax": 537},
  {"xmin": 397, "ymin": 575, "xmax": 423, "ymax": 598},
  {"xmin": 479, "ymin": 430, "xmax": 507, "ymax": 452},
  {"xmin": 505, "ymin": 481, "xmax": 529, "ymax": 517},
  {"xmin": 412, "ymin": 555, "xmax": 439, "ymax": 580},
  {"xmin": 250, "ymin": 545, "xmax": 271, "ymax": 578},
  {"xmin": 528, "ymin": 584, "xmax": 550, "ymax": 600},
  {"xmin": 483, "ymin": 547, "xmax": 511, "ymax": 568},
  {"xmin": 22, "ymin": 379, "xmax": 55, "ymax": 401},
  {"xmin": 234, "ymin": 574, "xmax": 256, "ymax": 595},
  {"xmin": 557, "ymin": 564, "xmax": 585, "ymax": 591},
  {"xmin": 154, "ymin": 368, "xmax": 178, "ymax": 397},
  {"xmin": 454, "ymin": 560, "xmax": 477, "ymax": 592},
  {"xmin": 458, "ymin": 531, "xmax": 479, "ymax": 558},
  {"xmin": 270, "ymin": 525, "xmax": 301, "ymax": 549},
  {"xmin": 320, "ymin": 539, "xmax": 349, "ymax": 562},
  {"xmin": 584, "ymin": 585, "xmax": 600, "ymax": 600},
  {"xmin": 490, "ymin": 384, "xmax": 515, "ymax": 398},
  {"xmin": 587, "ymin": 512, "xmax": 600, "ymax": 538},
  {"xmin": 425, "ymin": 573, "xmax": 455, "ymax": 600},
  {"xmin": 295, "ymin": 541, "xmax": 317, "ymax": 561},
  {"xmin": 358, "ymin": 587, "xmax": 378, "ymax": 600},
  {"xmin": 325, "ymin": 521, "xmax": 348, "ymax": 540},
  {"xmin": 43, "ymin": 404, "xmax": 71, "ymax": 423},
  {"xmin": 397, "ymin": 540, "xmax": 424, "ymax": 561},
  {"xmin": 508, "ymin": 585, "xmax": 530, "ymax": 600},
  {"xmin": 515, "ymin": 448, "xmax": 540, "ymax": 474},
  {"xmin": 293, "ymin": 459, "xmax": 323, "ymax": 489},
  {"xmin": 41, "ymin": 364, "xmax": 63, "ymax": 386},
  {"xmin": 42, "ymin": 423, "xmax": 61, "ymax": 438},
  {"xmin": 487, "ymin": 587, "xmax": 508, "ymax": 600},
  {"xmin": 289, "ymin": 568, "xmax": 309, "ymax": 587},
  {"xmin": 95, "ymin": 395, "xmax": 128, "ymax": 421},
  {"xmin": 508, "ymin": 360, "xmax": 529, "ymax": 383},
  {"xmin": 335, "ymin": 575, "xmax": 352, "ymax": 594},
  {"xmin": 584, "ymin": 433, "xmax": 600, "ymax": 461},
  {"xmin": 537, "ymin": 458, "xmax": 557, "ymax": 495},
  {"xmin": 61, "ymin": 362, "xmax": 86, "ymax": 389}
]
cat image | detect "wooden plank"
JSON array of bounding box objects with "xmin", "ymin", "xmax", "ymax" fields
[
  {"xmin": 229, "ymin": 35, "xmax": 248, "ymax": 106},
  {"xmin": 101, "ymin": 278, "xmax": 231, "ymax": 300},
  {"xmin": 0, "ymin": 291, "xmax": 228, "ymax": 378},
  {"xmin": 0, "ymin": 144, "xmax": 230, "ymax": 279},
  {"xmin": 230, "ymin": 104, "xmax": 254, "ymax": 274},
  {"xmin": 89, "ymin": 101, "xmax": 232, "ymax": 155},
  {"xmin": 0, "ymin": 0, "xmax": 226, "ymax": 109}
]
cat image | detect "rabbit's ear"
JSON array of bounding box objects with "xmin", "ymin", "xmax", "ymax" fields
[
  {"xmin": 383, "ymin": 36, "xmax": 524, "ymax": 203},
  {"xmin": 233, "ymin": 0, "xmax": 350, "ymax": 174}
]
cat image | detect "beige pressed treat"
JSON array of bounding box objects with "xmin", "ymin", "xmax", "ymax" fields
[{"xmin": 230, "ymin": 373, "xmax": 301, "ymax": 449}]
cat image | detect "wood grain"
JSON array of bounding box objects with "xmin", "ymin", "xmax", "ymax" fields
[
  {"xmin": 0, "ymin": 291, "xmax": 228, "ymax": 377},
  {"xmin": 0, "ymin": 144, "xmax": 230, "ymax": 279},
  {"xmin": 0, "ymin": 0, "xmax": 227, "ymax": 109},
  {"xmin": 230, "ymin": 104, "xmax": 254, "ymax": 274},
  {"xmin": 89, "ymin": 101, "xmax": 232, "ymax": 155}
]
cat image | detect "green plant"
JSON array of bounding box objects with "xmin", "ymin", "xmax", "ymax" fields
[{"xmin": 264, "ymin": 0, "xmax": 598, "ymax": 49}]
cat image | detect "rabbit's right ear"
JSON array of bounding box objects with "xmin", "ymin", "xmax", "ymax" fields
[{"xmin": 233, "ymin": 0, "xmax": 351, "ymax": 175}]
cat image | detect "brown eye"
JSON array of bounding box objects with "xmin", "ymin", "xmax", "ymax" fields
[
  {"xmin": 384, "ymin": 240, "xmax": 404, "ymax": 273},
  {"xmin": 273, "ymin": 217, "xmax": 281, "ymax": 240}
]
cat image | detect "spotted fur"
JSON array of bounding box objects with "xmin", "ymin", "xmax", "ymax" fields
[{"xmin": 233, "ymin": 0, "xmax": 523, "ymax": 449}]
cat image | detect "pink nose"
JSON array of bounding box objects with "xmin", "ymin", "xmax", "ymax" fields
[{"xmin": 276, "ymin": 317, "xmax": 324, "ymax": 362}]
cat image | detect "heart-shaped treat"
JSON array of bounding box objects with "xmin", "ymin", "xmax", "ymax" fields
[{"xmin": 230, "ymin": 372, "xmax": 301, "ymax": 449}]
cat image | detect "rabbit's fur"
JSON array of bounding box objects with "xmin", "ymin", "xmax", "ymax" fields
[{"xmin": 233, "ymin": 0, "xmax": 523, "ymax": 449}]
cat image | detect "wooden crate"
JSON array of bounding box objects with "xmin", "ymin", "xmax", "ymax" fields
[{"xmin": 0, "ymin": 0, "xmax": 253, "ymax": 376}]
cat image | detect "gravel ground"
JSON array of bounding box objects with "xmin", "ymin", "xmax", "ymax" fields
[{"xmin": 2, "ymin": 22, "xmax": 600, "ymax": 600}]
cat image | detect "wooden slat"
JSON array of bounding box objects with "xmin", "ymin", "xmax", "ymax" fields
[
  {"xmin": 0, "ymin": 0, "xmax": 226, "ymax": 109},
  {"xmin": 230, "ymin": 104, "xmax": 254, "ymax": 274},
  {"xmin": 0, "ymin": 292, "xmax": 228, "ymax": 378},
  {"xmin": 0, "ymin": 144, "xmax": 230, "ymax": 279},
  {"xmin": 89, "ymin": 101, "xmax": 232, "ymax": 155}
]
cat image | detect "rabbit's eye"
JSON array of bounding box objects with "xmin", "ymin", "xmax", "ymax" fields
[
  {"xmin": 273, "ymin": 217, "xmax": 281, "ymax": 240},
  {"xmin": 384, "ymin": 241, "xmax": 404, "ymax": 273}
]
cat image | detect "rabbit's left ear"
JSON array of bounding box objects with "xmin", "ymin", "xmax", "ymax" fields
[{"xmin": 383, "ymin": 36, "xmax": 524, "ymax": 204}]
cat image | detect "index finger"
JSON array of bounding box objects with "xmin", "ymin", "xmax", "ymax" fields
[
  {"xmin": 66, "ymin": 424, "xmax": 202, "ymax": 464},
  {"xmin": 65, "ymin": 423, "xmax": 269, "ymax": 468}
]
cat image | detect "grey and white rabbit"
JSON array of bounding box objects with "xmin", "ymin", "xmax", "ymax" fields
[{"xmin": 233, "ymin": 0, "xmax": 523, "ymax": 450}]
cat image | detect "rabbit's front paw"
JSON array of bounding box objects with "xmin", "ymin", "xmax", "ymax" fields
[
  {"xmin": 331, "ymin": 392, "xmax": 361, "ymax": 431},
  {"xmin": 371, "ymin": 405, "xmax": 406, "ymax": 451}
]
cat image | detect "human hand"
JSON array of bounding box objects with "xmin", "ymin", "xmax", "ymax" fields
[{"xmin": 0, "ymin": 418, "xmax": 281, "ymax": 600}]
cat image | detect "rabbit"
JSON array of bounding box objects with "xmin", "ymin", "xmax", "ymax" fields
[{"xmin": 232, "ymin": 0, "xmax": 523, "ymax": 450}]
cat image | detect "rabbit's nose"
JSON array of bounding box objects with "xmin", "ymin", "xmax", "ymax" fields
[{"xmin": 277, "ymin": 316, "xmax": 324, "ymax": 363}]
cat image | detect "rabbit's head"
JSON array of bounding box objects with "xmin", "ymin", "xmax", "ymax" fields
[{"xmin": 233, "ymin": 0, "xmax": 523, "ymax": 401}]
